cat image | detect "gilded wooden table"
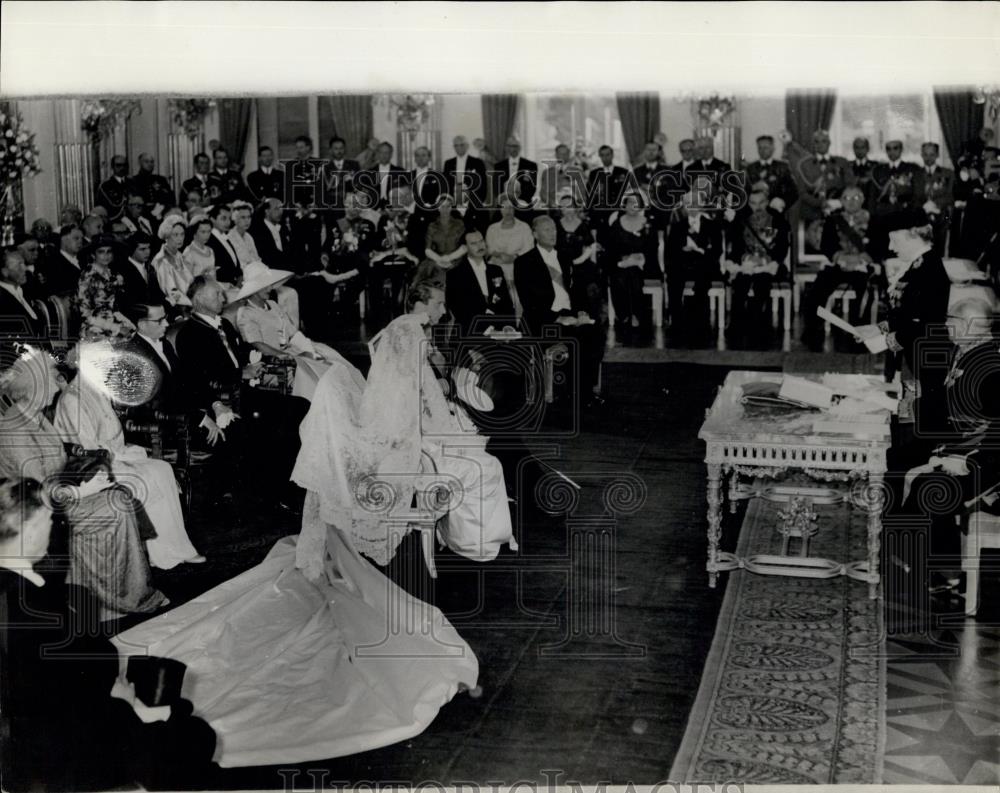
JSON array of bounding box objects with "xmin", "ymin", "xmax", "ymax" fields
[{"xmin": 698, "ymin": 370, "xmax": 895, "ymax": 600}]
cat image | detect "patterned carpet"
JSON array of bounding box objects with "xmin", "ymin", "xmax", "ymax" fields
[{"xmin": 669, "ymin": 495, "xmax": 885, "ymax": 784}]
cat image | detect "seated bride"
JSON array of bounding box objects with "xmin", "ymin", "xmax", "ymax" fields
[
  {"xmin": 293, "ymin": 274, "xmax": 518, "ymax": 572},
  {"xmin": 112, "ymin": 302, "xmax": 482, "ymax": 768},
  {"xmin": 233, "ymin": 260, "xmax": 354, "ymax": 402}
]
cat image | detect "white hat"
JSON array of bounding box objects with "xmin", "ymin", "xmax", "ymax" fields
[
  {"xmin": 157, "ymin": 214, "xmax": 186, "ymax": 241},
  {"xmin": 235, "ymin": 261, "xmax": 294, "ymax": 301}
]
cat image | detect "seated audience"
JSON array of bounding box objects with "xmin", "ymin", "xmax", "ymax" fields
[
  {"xmin": 371, "ymin": 199, "xmax": 421, "ymax": 324},
  {"xmin": 322, "ymin": 192, "xmax": 376, "ymax": 325},
  {"xmin": 604, "ymin": 192, "xmax": 662, "ymax": 332},
  {"xmin": 665, "ymin": 191, "xmax": 721, "ymax": 331},
  {"xmin": 0, "ymin": 248, "xmax": 46, "ymax": 340},
  {"xmin": 0, "ymin": 346, "xmax": 168, "ymax": 617},
  {"xmin": 53, "ymin": 345, "xmax": 205, "ymax": 569},
  {"xmin": 447, "ymin": 228, "xmax": 516, "ymax": 338},
  {"xmin": 0, "ymin": 476, "xmax": 216, "ymax": 791},
  {"xmin": 514, "ymin": 215, "xmax": 604, "ymax": 408},
  {"xmin": 80, "ymin": 213, "xmax": 105, "ymax": 251},
  {"xmin": 152, "ymin": 216, "xmax": 195, "ymax": 309},
  {"xmin": 723, "ymin": 189, "xmax": 790, "ymax": 337},
  {"xmin": 801, "ymin": 185, "xmax": 875, "ymax": 344}
]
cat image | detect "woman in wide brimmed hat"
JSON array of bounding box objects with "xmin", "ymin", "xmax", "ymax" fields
[{"xmin": 234, "ymin": 261, "xmax": 353, "ymax": 401}]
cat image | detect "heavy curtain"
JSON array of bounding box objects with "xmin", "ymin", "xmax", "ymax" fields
[
  {"xmin": 327, "ymin": 95, "xmax": 373, "ymax": 159},
  {"xmin": 933, "ymin": 87, "xmax": 984, "ymax": 164},
  {"xmin": 784, "ymin": 89, "xmax": 836, "ymax": 149},
  {"xmin": 218, "ymin": 98, "xmax": 253, "ymax": 166},
  {"xmin": 616, "ymin": 92, "xmax": 660, "ymax": 164},
  {"xmin": 481, "ymin": 94, "xmax": 519, "ymax": 163}
]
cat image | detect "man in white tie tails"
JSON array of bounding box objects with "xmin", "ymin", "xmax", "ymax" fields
[{"xmin": 0, "ymin": 249, "xmax": 44, "ymax": 339}]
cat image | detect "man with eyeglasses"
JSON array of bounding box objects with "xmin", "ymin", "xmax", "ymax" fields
[
  {"xmin": 125, "ymin": 303, "xmax": 182, "ymax": 415},
  {"xmin": 870, "ymin": 140, "xmax": 921, "ymax": 259}
]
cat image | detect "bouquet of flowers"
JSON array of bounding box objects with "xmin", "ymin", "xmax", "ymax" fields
[
  {"xmin": 168, "ymin": 98, "xmax": 216, "ymax": 138},
  {"xmin": 80, "ymin": 99, "xmax": 142, "ymax": 141},
  {"xmin": 386, "ymin": 95, "xmax": 435, "ymax": 135}
]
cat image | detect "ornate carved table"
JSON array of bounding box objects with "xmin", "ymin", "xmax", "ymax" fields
[{"xmin": 698, "ymin": 370, "xmax": 895, "ymax": 600}]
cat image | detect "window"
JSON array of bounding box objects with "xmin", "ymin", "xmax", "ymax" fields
[
  {"xmin": 514, "ymin": 94, "xmax": 628, "ymax": 168},
  {"xmin": 830, "ymin": 92, "xmax": 949, "ymax": 166}
]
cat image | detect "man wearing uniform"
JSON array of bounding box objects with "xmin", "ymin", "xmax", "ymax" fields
[
  {"xmin": 847, "ymin": 137, "xmax": 877, "ymax": 210},
  {"xmin": 870, "ymin": 140, "xmax": 921, "ymax": 259},
  {"xmin": 744, "ymin": 134, "xmax": 798, "ymax": 216},
  {"xmin": 95, "ymin": 155, "xmax": 131, "ymax": 220},
  {"xmin": 914, "ymin": 142, "xmax": 955, "ymax": 254},
  {"xmin": 794, "ymin": 129, "xmax": 850, "ymax": 227}
]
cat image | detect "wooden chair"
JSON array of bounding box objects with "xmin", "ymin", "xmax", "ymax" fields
[
  {"xmin": 606, "ymin": 278, "xmax": 665, "ymax": 326},
  {"xmin": 793, "ymin": 222, "xmax": 831, "ymax": 313}
]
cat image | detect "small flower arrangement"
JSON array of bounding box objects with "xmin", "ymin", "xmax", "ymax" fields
[
  {"xmin": 168, "ymin": 99, "xmax": 216, "ymax": 138},
  {"xmin": 697, "ymin": 95, "xmax": 735, "ymax": 130},
  {"xmin": 80, "ymin": 99, "xmax": 142, "ymax": 141},
  {"xmin": 386, "ymin": 95, "xmax": 435, "ymax": 135},
  {"xmin": 0, "ymin": 109, "xmax": 42, "ymax": 185}
]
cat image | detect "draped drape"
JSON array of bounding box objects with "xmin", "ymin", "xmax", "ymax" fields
[
  {"xmin": 481, "ymin": 95, "xmax": 519, "ymax": 164},
  {"xmin": 327, "ymin": 94, "xmax": 373, "ymax": 160},
  {"xmin": 784, "ymin": 89, "xmax": 836, "ymax": 151},
  {"xmin": 933, "ymin": 87, "xmax": 984, "ymax": 165},
  {"xmin": 616, "ymin": 92, "xmax": 660, "ymax": 164},
  {"xmin": 218, "ymin": 98, "xmax": 253, "ymax": 166}
]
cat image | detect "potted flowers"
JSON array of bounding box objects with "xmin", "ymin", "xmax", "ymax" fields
[{"xmin": 0, "ymin": 108, "xmax": 42, "ymax": 245}]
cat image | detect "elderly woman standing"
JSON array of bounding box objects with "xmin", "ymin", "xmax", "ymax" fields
[
  {"xmin": 53, "ymin": 345, "xmax": 205, "ymax": 570},
  {"xmin": 0, "ymin": 347, "xmax": 167, "ymax": 617},
  {"xmin": 153, "ymin": 217, "xmax": 195, "ymax": 309}
]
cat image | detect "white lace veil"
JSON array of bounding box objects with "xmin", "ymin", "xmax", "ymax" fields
[{"xmin": 292, "ymin": 314, "xmax": 461, "ymax": 576}]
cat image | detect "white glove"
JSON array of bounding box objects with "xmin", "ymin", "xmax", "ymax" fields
[{"xmin": 769, "ymin": 197, "xmax": 786, "ymax": 213}]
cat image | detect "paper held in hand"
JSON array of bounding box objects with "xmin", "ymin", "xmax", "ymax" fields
[{"xmin": 815, "ymin": 306, "xmax": 888, "ymax": 353}]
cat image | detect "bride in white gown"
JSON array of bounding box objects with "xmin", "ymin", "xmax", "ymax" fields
[{"xmin": 113, "ymin": 280, "xmax": 515, "ymax": 768}]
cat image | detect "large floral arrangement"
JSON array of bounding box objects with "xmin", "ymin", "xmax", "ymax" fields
[
  {"xmin": 0, "ymin": 109, "xmax": 41, "ymax": 185},
  {"xmin": 169, "ymin": 98, "xmax": 216, "ymax": 138},
  {"xmin": 80, "ymin": 99, "xmax": 142, "ymax": 140},
  {"xmin": 385, "ymin": 94, "xmax": 435, "ymax": 135},
  {"xmin": 0, "ymin": 109, "xmax": 41, "ymax": 245},
  {"xmin": 697, "ymin": 95, "xmax": 736, "ymax": 130}
]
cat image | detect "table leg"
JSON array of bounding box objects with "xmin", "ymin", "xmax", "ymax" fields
[
  {"xmin": 866, "ymin": 473, "xmax": 884, "ymax": 600},
  {"xmin": 728, "ymin": 468, "xmax": 739, "ymax": 514},
  {"xmin": 707, "ymin": 462, "xmax": 723, "ymax": 588}
]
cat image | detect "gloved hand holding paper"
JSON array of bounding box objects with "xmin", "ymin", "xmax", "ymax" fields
[{"xmin": 816, "ymin": 307, "xmax": 888, "ymax": 353}]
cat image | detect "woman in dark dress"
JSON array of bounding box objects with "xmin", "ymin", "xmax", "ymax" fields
[
  {"xmin": 555, "ymin": 195, "xmax": 602, "ymax": 320},
  {"xmin": 604, "ymin": 192, "xmax": 661, "ymax": 329}
]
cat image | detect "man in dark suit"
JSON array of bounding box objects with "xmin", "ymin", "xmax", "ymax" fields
[
  {"xmin": 669, "ymin": 138, "xmax": 697, "ymax": 182},
  {"xmin": 493, "ymin": 136, "xmax": 538, "ymax": 209},
  {"xmin": 869, "ymin": 140, "xmax": 922, "ymax": 259},
  {"xmin": 246, "ymin": 145, "xmax": 285, "ymax": 204},
  {"xmin": 42, "ymin": 224, "xmax": 85, "ymax": 298},
  {"xmin": 514, "ymin": 215, "xmax": 604, "ymax": 409},
  {"xmin": 586, "ymin": 145, "xmax": 629, "ymax": 228},
  {"xmin": 446, "ymin": 228, "xmax": 515, "ymax": 337},
  {"xmin": 744, "ymin": 135, "xmax": 798, "ymax": 215},
  {"xmin": 847, "ymin": 137, "xmax": 877, "ymax": 209},
  {"xmin": 95, "ymin": 155, "xmax": 131, "ymax": 219},
  {"xmin": 120, "ymin": 194, "xmax": 155, "ymax": 238},
  {"xmin": 181, "ymin": 152, "xmax": 212, "ymax": 204},
  {"xmin": 686, "ymin": 136, "xmax": 732, "ymax": 207},
  {"xmin": 250, "ymin": 197, "xmax": 292, "ymax": 270},
  {"xmin": 0, "ymin": 248, "xmax": 47, "ymax": 340},
  {"xmin": 408, "ymin": 145, "xmax": 444, "ymax": 233},
  {"xmin": 915, "ymin": 142, "xmax": 955, "ymax": 254},
  {"xmin": 319, "ymin": 136, "xmax": 360, "ymax": 219},
  {"xmin": 127, "ymin": 153, "xmax": 175, "ymax": 221},
  {"xmin": 444, "ymin": 135, "xmax": 489, "ymax": 226},
  {"xmin": 665, "ymin": 193, "xmax": 724, "ymax": 330},
  {"xmin": 206, "ymin": 204, "xmax": 241, "ymax": 284},
  {"xmin": 114, "ymin": 233, "xmax": 166, "ymax": 312},
  {"xmin": 354, "ymin": 141, "xmax": 409, "ymax": 210},
  {"xmin": 124, "ymin": 302, "xmax": 182, "ymax": 415}
]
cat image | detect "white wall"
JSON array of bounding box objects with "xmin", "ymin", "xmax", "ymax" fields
[
  {"xmin": 17, "ymin": 100, "xmax": 59, "ymax": 226},
  {"xmin": 439, "ymin": 94, "xmax": 484, "ymax": 160},
  {"xmin": 739, "ymin": 93, "xmax": 787, "ymax": 162}
]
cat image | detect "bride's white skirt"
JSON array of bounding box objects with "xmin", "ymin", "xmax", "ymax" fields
[{"xmin": 113, "ymin": 494, "xmax": 479, "ymax": 768}]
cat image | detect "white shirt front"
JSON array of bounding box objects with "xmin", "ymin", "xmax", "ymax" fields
[
  {"xmin": 61, "ymin": 251, "xmax": 80, "ymax": 269},
  {"xmin": 139, "ymin": 331, "xmax": 171, "ymax": 371},
  {"xmin": 128, "ymin": 256, "xmax": 149, "ymax": 283},
  {"xmin": 264, "ymin": 219, "xmax": 283, "ymax": 252},
  {"xmin": 0, "ymin": 280, "xmax": 37, "ymax": 318},
  {"xmin": 378, "ymin": 164, "xmax": 392, "ymax": 197},
  {"xmin": 759, "ymin": 159, "xmax": 773, "ymax": 167},
  {"xmin": 226, "ymin": 229, "xmax": 259, "ymax": 267},
  {"xmin": 537, "ymin": 246, "xmax": 571, "ymax": 312},
  {"xmin": 413, "ymin": 167, "xmax": 429, "ymax": 195},
  {"xmin": 454, "ymin": 153, "xmax": 468, "ymax": 177},
  {"xmin": 468, "ymin": 257, "xmax": 489, "ymax": 298}
]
